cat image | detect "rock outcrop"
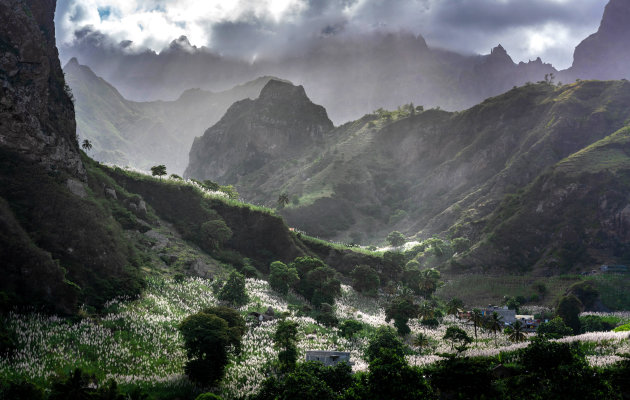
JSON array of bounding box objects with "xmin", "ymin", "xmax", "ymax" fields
[
  {"xmin": 0, "ymin": 0, "xmax": 84, "ymax": 178},
  {"xmin": 185, "ymin": 79, "xmax": 334, "ymax": 191},
  {"xmin": 565, "ymin": 0, "xmax": 630, "ymax": 80}
]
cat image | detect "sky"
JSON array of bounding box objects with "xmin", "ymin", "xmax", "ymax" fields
[{"xmin": 55, "ymin": 0, "xmax": 608, "ymax": 69}]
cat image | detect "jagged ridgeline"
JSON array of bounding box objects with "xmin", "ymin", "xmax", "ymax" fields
[{"xmin": 185, "ymin": 78, "xmax": 630, "ymax": 273}]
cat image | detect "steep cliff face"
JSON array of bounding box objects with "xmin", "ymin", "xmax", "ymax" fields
[
  {"xmin": 185, "ymin": 79, "xmax": 334, "ymax": 193},
  {"xmin": 0, "ymin": 0, "xmax": 84, "ymax": 178},
  {"xmin": 566, "ymin": 0, "xmax": 630, "ymax": 80}
]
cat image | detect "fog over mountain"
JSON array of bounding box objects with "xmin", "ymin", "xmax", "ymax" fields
[{"xmin": 55, "ymin": 0, "xmax": 611, "ymax": 123}]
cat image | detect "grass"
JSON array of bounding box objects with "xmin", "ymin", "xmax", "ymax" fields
[
  {"xmin": 436, "ymin": 274, "xmax": 582, "ymax": 307},
  {"xmin": 589, "ymin": 274, "xmax": 630, "ymax": 310}
]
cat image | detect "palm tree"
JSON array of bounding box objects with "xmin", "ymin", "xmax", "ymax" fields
[
  {"xmin": 508, "ymin": 320, "xmax": 526, "ymax": 343},
  {"xmin": 467, "ymin": 308, "xmax": 484, "ymax": 340},
  {"xmin": 412, "ymin": 333, "xmax": 430, "ymax": 361},
  {"xmin": 81, "ymin": 139, "xmax": 92, "ymax": 152},
  {"xmin": 487, "ymin": 312, "xmax": 503, "ymax": 344},
  {"xmin": 277, "ymin": 192, "xmax": 290, "ymax": 209},
  {"xmin": 418, "ymin": 301, "xmax": 435, "ymax": 322},
  {"xmin": 446, "ymin": 298, "xmax": 464, "ymax": 319}
]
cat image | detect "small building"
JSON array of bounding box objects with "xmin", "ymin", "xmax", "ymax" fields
[
  {"xmin": 305, "ymin": 351, "xmax": 352, "ymax": 367},
  {"xmin": 481, "ymin": 306, "xmax": 516, "ymax": 324}
]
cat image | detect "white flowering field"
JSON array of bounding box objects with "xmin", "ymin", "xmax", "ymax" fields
[{"xmin": 1, "ymin": 277, "xmax": 629, "ymax": 399}]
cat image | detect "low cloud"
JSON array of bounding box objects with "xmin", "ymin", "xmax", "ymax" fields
[{"xmin": 55, "ymin": 0, "xmax": 608, "ymax": 68}]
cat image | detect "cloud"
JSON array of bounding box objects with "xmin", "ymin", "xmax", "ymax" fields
[{"xmin": 55, "ymin": 0, "xmax": 608, "ymax": 68}]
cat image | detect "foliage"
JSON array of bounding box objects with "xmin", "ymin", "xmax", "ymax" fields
[
  {"xmin": 201, "ymin": 219, "xmax": 233, "ymax": 249},
  {"xmin": 277, "ymin": 193, "xmax": 290, "ymax": 209},
  {"xmin": 179, "ymin": 307, "xmax": 245, "ymax": 386},
  {"xmin": 150, "ymin": 165, "xmax": 167, "ymax": 179},
  {"xmin": 81, "ymin": 139, "xmax": 92, "ymax": 152},
  {"xmin": 364, "ymin": 326, "xmax": 407, "ymax": 363},
  {"xmin": 274, "ymin": 320, "xmax": 299, "ymax": 372},
  {"xmin": 418, "ymin": 268, "xmax": 441, "ymax": 298},
  {"xmin": 507, "ymin": 320, "xmax": 526, "ymax": 343},
  {"xmin": 537, "ymin": 316, "xmax": 574, "ymax": 339},
  {"xmin": 467, "ymin": 308, "xmax": 484, "ymax": 340},
  {"xmin": 350, "ymin": 265, "xmax": 380, "ymax": 297},
  {"xmin": 381, "ymin": 251, "xmax": 405, "ymax": 283},
  {"xmin": 291, "ymin": 257, "xmax": 341, "ymax": 307},
  {"xmin": 385, "ymin": 294, "xmax": 418, "ymax": 336},
  {"xmin": 443, "ymin": 326, "xmax": 472, "ymax": 352},
  {"xmin": 446, "ymin": 298, "xmax": 464, "ymax": 317},
  {"xmin": 268, "ymin": 261, "xmax": 299, "ymax": 295},
  {"xmin": 579, "ymin": 315, "xmax": 617, "ymax": 333},
  {"xmin": 339, "ymin": 319, "xmax": 363, "ymax": 340},
  {"xmin": 196, "ymin": 394, "xmax": 223, "ymax": 400},
  {"xmin": 386, "ymin": 231, "xmax": 406, "ymax": 248},
  {"xmin": 217, "ymin": 271, "xmax": 249, "ymax": 307},
  {"xmin": 557, "ymin": 294, "xmax": 583, "ymax": 333}
]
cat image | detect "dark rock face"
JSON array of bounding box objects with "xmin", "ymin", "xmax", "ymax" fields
[
  {"xmin": 185, "ymin": 79, "xmax": 334, "ymax": 188},
  {"xmin": 0, "ymin": 0, "xmax": 84, "ymax": 178},
  {"xmin": 567, "ymin": 0, "xmax": 630, "ymax": 80}
]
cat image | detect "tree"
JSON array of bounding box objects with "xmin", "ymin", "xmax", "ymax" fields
[
  {"xmin": 386, "ymin": 231, "xmax": 406, "ymax": 248},
  {"xmin": 505, "ymin": 296, "xmax": 521, "ymax": 313},
  {"xmin": 292, "ymin": 257, "xmax": 341, "ymax": 307},
  {"xmin": 277, "ymin": 193, "xmax": 290, "ymax": 209},
  {"xmin": 446, "ymin": 298, "xmax": 464, "ymax": 318},
  {"xmin": 385, "ymin": 294, "xmax": 418, "ymax": 336},
  {"xmin": 201, "ymin": 219, "xmax": 232, "ymax": 250},
  {"xmin": 339, "ymin": 319, "xmax": 363, "ymax": 342},
  {"xmin": 486, "ymin": 312, "xmax": 503, "ymax": 342},
  {"xmin": 557, "ymin": 294, "xmax": 583, "ymax": 334},
  {"xmin": 81, "ymin": 139, "xmax": 92, "ymax": 152},
  {"xmin": 507, "ymin": 320, "xmax": 526, "ymax": 343},
  {"xmin": 467, "ymin": 308, "xmax": 484, "ymax": 340},
  {"xmin": 412, "ymin": 332, "xmax": 431, "ymax": 355},
  {"xmin": 274, "ymin": 320, "xmax": 299, "ymax": 371},
  {"xmin": 218, "ymin": 271, "xmax": 248, "ymax": 307},
  {"xmin": 382, "ymin": 251, "xmax": 405, "ymax": 283},
  {"xmin": 351, "ymin": 265, "xmax": 380, "ymax": 296},
  {"xmin": 364, "ymin": 326, "xmax": 407, "ymax": 363},
  {"xmin": 537, "ymin": 316, "xmax": 574, "ymax": 339},
  {"xmin": 150, "ymin": 164, "xmax": 167, "ymax": 179},
  {"xmin": 269, "ymin": 261, "xmax": 299, "ymax": 295},
  {"xmin": 179, "ymin": 307, "xmax": 245, "ymax": 386},
  {"xmin": 443, "ymin": 326, "xmax": 472, "ymax": 353},
  {"xmin": 418, "ymin": 268, "xmax": 440, "ymax": 298}
]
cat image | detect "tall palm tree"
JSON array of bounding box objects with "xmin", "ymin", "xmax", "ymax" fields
[
  {"xmin": 277, "ymin": 192, "xmax": 290, "ymax": 209},
  {"xmin": 487, "ymin": 312, "xmax": 503, "ymax": 344},
  {"xmin": 446, "ymin": 298, "xmax": 464, "ymax": 319},
  {"xmin": 413, "ymin": 332, "xmax": 430, "ymax": 357},
  {"xmin": 508, "ymin": 320, "xmax": 526, "ymax": 343},
  {"xmin": 467, "ymin": 308, "xmax": 484, "ymax": 340},
  {"xmin": 81, "ymin": 139, "xmax": 92, "ymax": 152}
]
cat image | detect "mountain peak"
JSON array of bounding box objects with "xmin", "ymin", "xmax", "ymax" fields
[
  {"xmin": 488, "ymin": 44, "xmax": 513, "ymax": 64},
  {"xmin": 168, "ymin": 35, "xmax": 195, "ymax": 52},
  {"xmin": 259, "ymin": 79, "xmax": 308, "ymax": 102}
]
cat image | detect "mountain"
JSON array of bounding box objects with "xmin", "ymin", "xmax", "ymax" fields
[
  {"xmin": 64, "ymin": 59, "xmax": 280, "ymax": 174},
  {"xmin": 564, "ymin": 0, "xmax": 630, "ymax": 81},
  {"xmin": 457, "ymin": 124, "xmax": 630, "ymax": 275},
  {"xmin": 62, "ymin": 31, "xmax": 555, "ymax": 124},
  {"xmin": 184, "ymin": 78, "xmax": 630, "ymax": 272},
  {"xmin": 185, "ymin": 79, "xmax": 334, "ymax": 186},
  {"xmin": 1, "ymin": 1, "xmax": 380, "ymax": 314}
]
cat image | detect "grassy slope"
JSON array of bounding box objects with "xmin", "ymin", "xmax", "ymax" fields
[{"xmin": 456, "ymin": 125, "xmax": 630, "ymax": 275}]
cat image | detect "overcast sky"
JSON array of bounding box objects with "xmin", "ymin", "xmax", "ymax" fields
[{"xmin": 55, "ymin": 0, "xmax": 608, "ymax": 69}]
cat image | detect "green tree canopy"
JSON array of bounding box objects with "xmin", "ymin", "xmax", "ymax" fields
[
  {"xmin": 557, "ymin": 294, "xmax": 583, "ymax": 334},
  {"xmin": 179, "ymin": 308, "xmax": 245, "ymax": 386},
  {"xmin": 150, "ymin": 164, "xmax": 167, "ymax": 179},
  {"xmin": 269, "ymin": 261, "xmax": 299, "ymax": 295},
  {"xmin": 350, "ymin": 264, "xmax": 380, "ymax": 296},
  {"xmin": 386, "ymin": 231, "xmax": 406, "ymax": 248},
  {"xmin": 443, "ymin": 326, "xmax": 472, "ymax": 352},
  {"xmin": 201, "ymin": 219, "xmax": 232, "ymax": 250},
  {"xmin": 274, "ymin": 320, "xmax": 299, "ymax": 371},
  {"xmin": 385, "ymin": 295, "xmax": 418, "ymax": 336},
  {"xmin": 218, "ymin": 271, "xmax": 249, "ymax": 307}
]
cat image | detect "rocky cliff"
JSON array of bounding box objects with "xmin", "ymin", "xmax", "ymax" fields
[
  {"xmin": 0, "ymin": 0, "xmax": 83, "ymax": 178},
  {"xmin": 185, "ymin": 79, "xmax": 334, "ymax": 192},
  {"xmin": 565, "ymin": 0, "xmax": 630, "ymax": 80}
]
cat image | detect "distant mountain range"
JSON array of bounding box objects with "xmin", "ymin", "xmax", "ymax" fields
[
  {"xmin": 65, "ymin": 58, "xmax": 279, "ymax": 174},
  {"xmin": 61, "ymin": 0, "xmax": 629, "ymax": 125}
]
